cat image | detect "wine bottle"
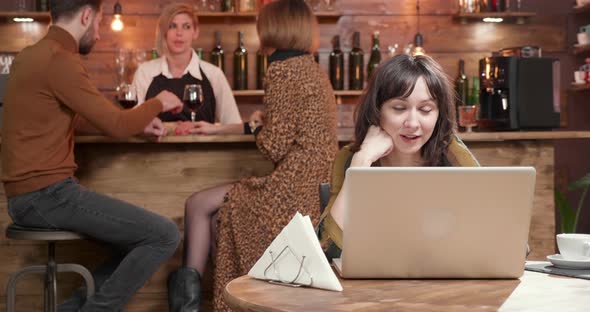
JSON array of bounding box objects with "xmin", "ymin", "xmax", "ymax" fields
[
  {"xmin": 256, "ymin": 49, "xmax": 268, "ymax": 90},
  {"xmin": 367, "ymin": 31, "xmax": 381, "ymax": 80},
  {"xmin": 222, "ymin": 0, "xmax": 235, "ymax": 12},
  {"xmin": 211, "ymin": 31, "xmax": 225, "ymax": 72},
  {"xmin": 234, "ymin": 31, "xmax": 248, "ymax": 90},
  {"xmin": 349, "ymin": 31, "xmax": 364, "ymax": 90},
  {"xmin": 455, "ymin": 59, "xmax": 469, "ymax": 107},
  {"xmin": 329, "ymin": 35, "xmax": 344, "ymax": 90}
]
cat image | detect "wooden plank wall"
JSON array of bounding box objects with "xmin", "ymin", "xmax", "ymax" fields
[
  {"xmin": 0, "ymin": 0, "xmax": 567, "ymax": 113},
  {"xmin": 0, "ymin": 0, "xmax": 570, "ymax": 311}
]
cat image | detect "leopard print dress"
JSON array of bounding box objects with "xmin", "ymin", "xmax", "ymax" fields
[{"xmin": 213, "ymin": 54, "xmax": 338, "ymax": 311}]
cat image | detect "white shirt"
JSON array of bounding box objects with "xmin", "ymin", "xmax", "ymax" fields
[{"xmin": 132, "ymin": 50, "xmax": 242, "ymax": 124}]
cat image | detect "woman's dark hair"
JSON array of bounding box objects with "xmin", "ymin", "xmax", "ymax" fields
[
  {"xmin": 50, "ymin": 0, "xmax": 102, "ymax": 22},
  {"xmin": 351, "ymin": 54, "xmax": 457, "ymax": 166}
]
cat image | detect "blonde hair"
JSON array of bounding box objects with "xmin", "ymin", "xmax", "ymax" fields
[
  {"xmin": 155, "ymin": 3, "xmax": 198, "ymax": 56},
  {"xmin": 257, "ymin": 0, "xmax": 318, "ymax": 52}
]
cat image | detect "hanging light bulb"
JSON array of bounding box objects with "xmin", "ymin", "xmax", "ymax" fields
[
  {"xmin": 412, "ymin": 33, "xmax": 426, "ymax": 56},
  {"xmin": 411, "ymin": 0, "xmax": 426, "ymax": 56},
  {"xmin": 111, "ymin": 1, "xmax": 124, "ymax": 32}
]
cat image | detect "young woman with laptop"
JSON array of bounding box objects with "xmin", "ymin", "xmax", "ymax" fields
[{"xmin": 318, "ymin": 54, "xmax": 480, "ymax": 256}]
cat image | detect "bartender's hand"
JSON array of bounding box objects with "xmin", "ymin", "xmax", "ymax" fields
[
  {"xmin": 156, "ymin": 91, "xmax": 183, "ymax": 114},
  {"xmin": 143, "ymin": 117, "xmax": 167, "ymax": 141},
  {"xmin": 353, "ymin": 125, "xmax": 394, "ymax": 166},
  {"xmin": 249, "ymin": 110, "xmax": 265, "ymax": 128},
  {"xmin": 191, "ymin": 121, "xmax": 221, "ymax": 135}
]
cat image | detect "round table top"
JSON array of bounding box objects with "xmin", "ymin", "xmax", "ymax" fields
[{"xmin": 224, "ymin": 274, "xmax": 522, "ymax": 311}]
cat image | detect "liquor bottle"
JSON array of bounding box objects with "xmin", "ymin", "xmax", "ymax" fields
[
  {"xmin": 469, "ymin": 76, "xmax": 480, "ymax": 106},
  {"xmin": 151, "ymin": 48, "xmax": 159, "ymax": 60},
  {"xmin": 234, "ymin": 31, "xmax": 248, "ymax": 90},
  {"xmin": 195, "ymin": 48, "xmax": 203, "ymax": 60},
  {"xmin": 256, "ymin": 49, "xmax": 268, "ymax": 90},
  {"xmin": 211, "ymin": 31, "xmax": 225, "ymax": 72},
  {"xmin": 367, "ymin": 31, "xmax": 381, "ymax": 80},
  {"xmin": 329, "ymin": 35, "xmax": 344, "ymax": 90},
  {"xmin": 36, "ymin": 0, "xmax": 49, "ymax": 11},
  {"xmin": 349, "ymin": 31, "xmax": 364, "ymax": 90},
  {"xmin": 455, "ymin": 59, "xmax": 469, "ymax": 107},
  {"xmin": 222, "ymin": 0, "xmax": 235, "ymax": 12}
]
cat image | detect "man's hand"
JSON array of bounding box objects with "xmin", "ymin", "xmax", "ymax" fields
[
  {"xmin": 143, "ymin": 118, "xmax": 167, "ymax": 140},
  {"xmin": 155, "ymin": 90, "xmax": 183, "ymax": 114}
]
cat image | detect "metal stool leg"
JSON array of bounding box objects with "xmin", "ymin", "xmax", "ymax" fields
[
  {"xmin": 57, "ymin": 264, "xmax": 95, "ymax": 299},
  {"xmin": 44, "ymin": 242, "xmax": 57, "ymax": 312},
  {"xmin": 6, "ymin": 265, "xmax": 47, "ymax": 312}
]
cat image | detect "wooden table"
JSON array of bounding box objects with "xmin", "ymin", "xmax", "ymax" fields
[{"xmin": 224, "ymin": 263, "xmax": 590, "ymax": 311}]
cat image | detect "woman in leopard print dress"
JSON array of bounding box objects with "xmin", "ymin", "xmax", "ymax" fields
[{"xmin": 166, "ymin": 1, "xmax": 338, "ymax": 311}]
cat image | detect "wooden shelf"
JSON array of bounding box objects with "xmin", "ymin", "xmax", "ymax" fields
[
  {"xmin": 573, "ymin": 44, "xmax": 590, "ymax": 55},
  {"xmin": 453, "ymin": 11, "xmax": 536, "ymax": 24},
  {"xmin": 0, "ymin": 11, "xmax": 50, "ymax": 21},
  {"xmin": 574, "ymin": 4, "xmax": 590, "ymax": 14},
  {"xmin": 232, "ymin": 90, "xmax": 362, "ymax": 97},
  {"xmin": 232, "ymin": 90, "xmax": 264, "ymax": 96},
  {"xmin": 100, "ymin": 89, "xmax": 362, "ymax": 97},
  {"xmin": 334, "ymin": 90, "xmax": 363, "ymax": 96},
  {"xmin": 195, "ymin": 11, "xmax": 341, "ymax": 21},
  {"xmin": 570, "ymin": 83, "xmax": 590, "ymax": 92}
]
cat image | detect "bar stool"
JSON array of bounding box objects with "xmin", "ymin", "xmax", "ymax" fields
[{"xmin": 5, "ymin": 224, "xmax": 95, "ymax": 312}]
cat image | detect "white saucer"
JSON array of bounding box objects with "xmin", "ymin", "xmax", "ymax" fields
[{"xmin": 546, "ymin": 254, "xmax": 590, "ymax": 270}]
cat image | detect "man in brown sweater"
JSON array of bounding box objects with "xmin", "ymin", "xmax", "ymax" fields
[{"xmin": 1, "ymin": 1, "xmax": 184, "ymax": 311}]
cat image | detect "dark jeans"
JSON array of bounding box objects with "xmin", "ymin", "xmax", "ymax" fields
[{"xmin": 7, "ymin": 177, "xmax": 180, "ymax": 312}]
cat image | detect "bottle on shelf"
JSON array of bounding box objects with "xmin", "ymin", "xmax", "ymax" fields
[
  {"xmin": 455, "ymin": 59, "xmax": 469, "ymax": 107},
  {"xmin": 222, "ymin": 0, "xmax": 235, "ymax": 12},
  {"xmin": 256, "ymin": 49, "xmax": 268, "ymax": 90},
  {"xmin": 329, "ymin": 35, "xmax": 344, "ymax": 90},
  {"xmin": 151, "ymin": 48, "xmax": 159, "ymax": 60},
  {"xmin": 313, "ymin": 52, "xmax": 320, "ymax": 63},
  {"xmin": 469, "ymin": 76, "xmax": 480, "ymax": 106},
  {"xmin": 234, "ymin": 31, "xmax": 248, "ymax": 90},
  {"xmin": 367, "ymin": 31, "xmax": 382, "ymax": 80},
  {"xmin": 195, "ymin": 48, "xmax": 203, "ymax": 60},
  {"xmin": 349, "ymin": 31, "xmax": 364, "ymax": 90},
  {"xmin": 36, "ymin": 0, "xmax": 49, "ymax": 11},
  {"xmin": 211, "ymin": 31, "xmax": 225, "ymax": 72}
]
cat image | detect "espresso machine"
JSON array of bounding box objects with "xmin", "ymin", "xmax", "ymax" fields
[{"xmin": 478, "ymin": 56, "xmax": 560, "ymax": 130}]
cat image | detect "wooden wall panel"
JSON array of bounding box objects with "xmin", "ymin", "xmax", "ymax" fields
[{"xmin": 0, "ymin": 0, "xmax": 572, "ymax": 310}]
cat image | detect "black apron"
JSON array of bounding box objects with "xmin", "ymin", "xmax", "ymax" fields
[{"xmin": 145, "ymin": 67, "xmax": 216, "ymax": 122}]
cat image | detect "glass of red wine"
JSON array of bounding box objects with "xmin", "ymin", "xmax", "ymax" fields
[
  {"xmin": 117, "ymin": 83, "xmax": 137, "ymax": 109},
  {"xmin": 183, "ymin": 84, "xmax": 203, "ymax": 122}
]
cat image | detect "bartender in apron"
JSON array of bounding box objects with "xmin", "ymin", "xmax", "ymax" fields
[{"xmin": 133, "ymin": 3, "xmax": 255, "ymax": 135}]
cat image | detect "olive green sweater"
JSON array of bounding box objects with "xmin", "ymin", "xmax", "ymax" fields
[{"xmin": 319, "ymin": 135, "xmax": 481, "ymax": 249}]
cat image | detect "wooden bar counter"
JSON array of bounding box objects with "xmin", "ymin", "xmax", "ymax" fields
[{"xmin": 1, "ymin": 130, "xmax": 589, "ymax": 311}]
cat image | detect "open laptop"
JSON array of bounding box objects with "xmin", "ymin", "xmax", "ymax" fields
[{"xmin": 332, "ymin": 167, "xmax": 536, "ymax": 279}]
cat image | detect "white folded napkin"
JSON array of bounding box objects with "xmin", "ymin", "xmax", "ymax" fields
[{"xmin": 248, "ymin": 212, "xmax": 343, "ymax": 291}]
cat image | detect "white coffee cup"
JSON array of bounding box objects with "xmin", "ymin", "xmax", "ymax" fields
[
  {"xmin": 577, "ymin": 32, "xmax": 590, "ymax": 45},
  {"xmin": 574, "ymin": 71, "xmax": 586, "ymax": 84},
  {"xmin": 556, "ymin": 233, "xmax": 590, "ymax": 260}
]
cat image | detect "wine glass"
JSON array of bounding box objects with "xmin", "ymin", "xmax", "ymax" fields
[
  {"xmin": 117, "ymin": 83, "xmax": 137, "ymax": 109},
  {"xmin": 458, "ymin": 105, "xmax": 478, "ymax": 132},
  {"xmin": 183, "ymin": 84, "xmax": 203, "ymax": 122}
]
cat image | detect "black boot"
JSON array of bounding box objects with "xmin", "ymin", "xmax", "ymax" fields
[{"xmin": 167, "ymin": 267, "xmax": 201, "ymax": 312}]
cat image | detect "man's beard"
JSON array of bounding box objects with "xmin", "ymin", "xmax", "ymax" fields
[{"xmin": 79, "ymin": 24, "xmax": 96, "ymax": 55}]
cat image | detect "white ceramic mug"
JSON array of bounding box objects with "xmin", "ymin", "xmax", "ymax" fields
[
  {"xmin": 578, "ymin": 32, "xmax": 590, "ymax": 45},
  {"xmin": 574, "ymin": 71, "xmax": 586, "ymax": 84},
  {"xmin": 556, "ymin": 233, "xmax": 590, "ymax": 260}
]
